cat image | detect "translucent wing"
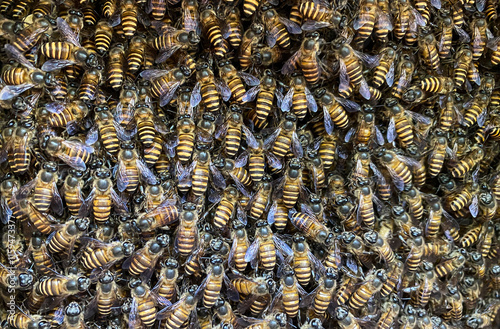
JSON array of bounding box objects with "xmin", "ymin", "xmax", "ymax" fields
[
  {"xmin": 244, "ymin": 239, "xmax": 260, "ymax": 262},
  {"xmin": 239, "ymin": 72, "xmax": 260, "ymax": 86},
  {"xmin": 117, "ymin": 160, "xmax": 130, "ymax": 192},
  {"xmin": 0, "ymin": 84, "xmax": 34, "ymax": 100},
  {"xmin": 242, "ymin": 125, "xmax": 259, "ymax": 149},
  {"xmin": 137, "ymin": 159, "xmax": 158, "ymax": 185},
  {"xmin": 305, "ymin": 87, "xmax": 317, "ymax": 112},
  {"xmin": 242, "ymin": 85, "xmax": 260, "ymax": 103},
  {"xmin": 281, "ymin": 88, "xmax": 294, "ymax": 112},
  {"xmin": 386, "ymin": 61, "xmax": 395, "ymax": 87},
  {"xmin": 281, "ymin": 50, "xmax": 301, "ymax": 75},
  {"xmin": 42, "ymin": 59, "xmax": 75, "ymax": 72},
  {"xmin": 56, "ymin": 17, "xmax": 82, "ymax": 47},
  {"xmin": 160, "ymin": 82, "xmax": 181, "ymax": 107},
  {"xmin": 279, "ymin": 16, "xmax": 302, "ymax": 34},
  {"xmin": 215, "ymin": 79, "xmax": 232, "ymax": 102},
  {"xmin": 387, "ymin": 116, "xmax": 396, "ymax": 143},
  {"xmin": 139, "ymin": 69, "xmax": 170, "ymax": 80},
  {"xmin": 323, "ymin": 105, "xmax": 334, "ymax": 135},
  {"xmin": 5, "ymin": 44, "xmax": 36, "ymax": 70}
]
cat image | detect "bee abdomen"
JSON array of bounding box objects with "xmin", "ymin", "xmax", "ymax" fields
[{"xmin": 213, "ymin": 200, "xmax": 234, "ymax": 229}]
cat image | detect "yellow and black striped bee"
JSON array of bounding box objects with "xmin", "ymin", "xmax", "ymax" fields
[
  {"xmin": 244, "ymin": 220, "xmax": 292, "ymax": 271},
  {"xmin": 60, "ymin": 169, "xmax": 85, "ymax": 217},
  {"xmin": 2, "ymin": 119, "xmax": 36, "ymax": 175},
  {"xmin": 87, "ymin": 270, "xmax": 119, "ymax": 320},
  {"xmin": 7, "ymin": 312, "xmax": 51, "ymax": 329},
  {"xmin": 94, "ymin": 20, "xmax": 114, "ymax": 55},
  {"xmin": 371, "ymin": 44, "xmax": 397, "ymax": 89},
  {"xmin": 448, "ymin": 145, "xmax": 484, "ymax": 178},
  {"xmin": 152, "ymin": 29, "xmax": 200, "ymax": 63},
  {"xmin": 348, "ymin": 269, "xmax": 387, "ymax": 310},
  {"xmin": 36, "ymin": 271, "xmax": 90, "ymax": 297},
  {"xmin": 222, "ymin": 7, "xmax": 242, "ymax": 50},
  {"xmin": 0, "ymin": 173, "xmax": 19, "ymax": 224},
  {"xmin": 288, "ymin": 205, "xmax": 333, "ymax": 246},
  {"xmin": 353, "ymin": 0, "xmax": 393, "ymax": 47},
  {"xmin": 306, "ymin": 267, "xmax": 338, "ymax": 318},
  {"xmin": 260, "ymin": 5, "xmax": 302, "ymax": 49},
  {"xmin": 154, "ymin": 258, "xmax": 179, "ymax": 302},
  {"xmin": 418, "ymin": 27, "xmax": 441, "ymax": 74},
  {"xmin": 238, "ymin": 23, "xmax": 264, "ymax": 70},
  {"xmin": 47, "ymin": 216, "xmax": 89, "ymax": 261},
  {"xmin": 9, "ymin": 17, "xmax": 52, "ymax": 54},
  {"xmin": 470, "ymin": 12, "xmax": 491, "ymax": 61},
  {"xmin": 281, "ymin": 32, "xmax": 323, "ymax": 85},
  {"xmin": 156, "ymin": 284, "xmax": 200, "ymax": 329},
  {"xmin": 123, "ymin": 234, "xmax": 169, "ymax": 278},
  {"xmin": 228, "ymin": 220, "xmax": 250, "ymax": 272},
  {"xmin": 0, "ymin": 45, "xmax": 55, "ymax": 100},
  {"xmin": 106, "ymin": 43, "xmax": 126, "ymax": 90},
  {"xmin": 174, "ymin": 202, "xmax": 199, "ymax": 257},
  {"xmin": 116, "ymin": 141, "xmax": 158, "ymax": 193},
  {"xmin": 38, "ymin": 100, "xmax": 89, "ymax": 132},
  {"xmin": 434, "ymin": 248, "xmax": 467, "ymax": 278},
  {"xmin": 280, "ymin": 73, "xmax": 317, "ymax": 121},
  {"xmin": 81, "ymin": 239, "xmax": 135, "ymax": 271},
  {"xmin": 128, "ymin": 278, "xmax": 170, "ymax": 328},
  {"xmin": 212, "ymin": 186, "xmax": 240, "ymax": 230},
  {"xmin": 41, "ymin": 18, "xmax": 100, "ymax": 72},
  {"xmin": 298, "ymin": 0, "xmax": 344, "ymax": 31},
  {"xmin": 140, "ymin": 65, "xmax": 192, "ymax": 106},
  {"xmin": 40, "ymin": 135, "xmax": 93, "ymax": 171},
  {"xmin": 218, "ymin": 59, "xmax": 259, "ymax": 103},
  {"xmin": 190, "ymin": 61, "xmax": 230, "ymax": 114},
  {"xmin": 199, "ymin": 4, "xmax": 229, "ymax": 59}
]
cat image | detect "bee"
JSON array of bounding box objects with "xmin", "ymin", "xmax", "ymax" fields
[
  {"xmin": 201, "ymin": 254, "xmax": 227, "ymax": 308},
  {"xmin": 40, "ymin": 134, "xmax": 93, "ymax": 172},
  {"xmin": 94, "ymin": 20, "xmax": 114, "ymax": 55},
  {"xmin": 448, "ymin": 146, "xmax": 484, "ymax": 178},
  {"xmin": 88, "ymin": 271, "xmax": 119, "ymax": 319},
  {"xmin": 332, "ymin": 38, "xmax": 376, "ymax": 100},
  {"xmin": 377, "ymin": 295, "xmax": 400, "ymax": 329},
  {"xmin": 199, "ymin": 4, "xmax": 229, "ymax": 59},
  {"xmin": 279, "ymin": 74, "xmax": 317, "ymax": 121},
  {"xmin": 157, "ymin": 284, "xmax": 200, "ymax": 329},
  {"xmin": 335, "ymin": 305, "xmax": 362, "ymax": 329},
  {"xmin": 267, "ymin": 113, "xmax": 302, "ymax": 162},
  {"xmin": 135, "ymin": 197, "xmax": 178, "ymax": 232},
  {"xmin": 128, "ymin": 279, "xmax": 169, "ymax": 328},
  {"xmin": 134, "ymin": 103, "xmax": 167, "ymax": 149},
  {"xmin": 261, "ymin": 5, "xmax": 301, "ymax": 49},
  {"xmin": 307, "ymin": 267, "xmax": 338, "ymax": 318},
  {"xmin": 39, "ymin": 100, "xmax": 89, "ymax": 132},
  {"xmin": 41, "ymin": 18, "xmax": 100, "ymax": 72},
  {"xmin": 385, "ymin": 98, "xmax": 418, "ymax": 148},
  {"xmin": 288, "ymin": 206, "xmax": 333, "ymax": 246},
  {"xmin": 140, "ymin": 66, "xmax": 192, "ymax": 106},
  {"xmin": 106, "ymin": 44, "xmax": 126, "ymax": 90},
  {"xmin": 81, "ymin": 240, "xmax": 135, "ymax": 271},
  {"xmin": 59, "ymin": 169, "xmax": 85, "ymax": 217},
  {"xmin": 427, "ymin": 129, "xmax": 450, "ymax": 178},
  {"xmin": 434, "ymin": 248, "xmax": 467, "ymax": 278},
  {"xmin": 401, "ymin": 184, "xmax": 424, "ymax": 222},
  {"xmin": 213, "ymin": 157, "xmax": 252, "ymax": 196},
  {"xmin": 477, "ymin": 221, "xmax": 495, "ymax": 258},
  {"xmin": 239, "ymin": 23, "xmax": 264, "ymax": 69},
  {"xmin": 251, "ymin": 44, "xmax": 283, "ymax": 68},
  {"xmin": 7, "ymin": 311, "xmax": 52, "ymax": 329},
  {"xmin": 380, "ymin": 260, "xmax": 404, "ymax": 298},
  {"xmin": 372, "ymin": 44, "xmax": 397, "ymax": 89},
  {"xmin": 218, "ymin": 59, "xmax": 259, "ymax": 103},
  {"xmin": 175, "ymin": 202, "xmax": 199, "ymax": 258},
  {"xmin": 363, "ymin": 230, "xmax": 395, "ymax": 264},
  {"xmin": 152, "ymin": 29, "xmax": 200, "ymax": 63},
  {"xmin": 190, "ymin": 61, "xmax": 230, "ymax": 114},
  {"xmin": 298, "ymin": 0, "xmax": 344, "ymax": 31},
  {"xmin": 213, "ymin": 299, "xmax": 237, "ymax": 327},
  {"xmin": 453, "ymin": 45, "xmax": 477, "ymax": 87},
  {"xmin": 222, "ymin": 7, "xmax": 242, "ymax": 49},
  {"xmin": 282, "ymin": 32, "xmax": 323, "ymax": 85},
  {"xmin": 0, "ymin": 45, "xmax": 55, "ymax": 100},
  {"xmin": 391, "ymin": 54, "xmax": 415, "ymax": 99},
  {"xmin": 47, "ymin": 217, "xmax": 89, "ymax": 259},
  {"xmin": 212, "ymin": 186, "xmax": 239, "ymax": 229},
  {"xmin": 215, "ymin": 103, "xmax": 247, "ymax": 158},
  {"xmin": 123, "ymin": 234, "xmax": 169, "ymax": 279},
  {"xmin": 393, "ymin": 0, "xmax": 425, "ymax": 43},
  {"xmin": 244, "ymin": 220, "xmax": 292, "ymax": 271},
  {"xmin": 242, "ymin": 69, "xmax": 282, "ymax": 127},
  {"xmin": 154, "ymin": 258, "xmax": 179, "ymax": 302},
  {"xmin": 348, "ymin": 269, "xmax": 387, "ymax": 310},
  {"xmin": 115, "ymin": 82, "xmax": 139, "ymax": 126},
  {"xmin": 36, "ymin": 272, "xmax": 90, "ymax": 297},
  {"xmin": 353, "ymin": 178, "xmax": 376, "ymax": 228},
  {"xmin": 10, "ymin": 17, "xmax": 51, "ymax": 54},
  {"xmin": 116, "ymin": 141, "xmax": 157, "ymax": 193},
  {"xmin": 353, "ymin": 0, "xmax": 393, "ymax": 46},
  {"xmin": 289, "ymin": 234, "xmax": 318, "ymax": 287},
  {"xmin": 374, "ymin": 147, "xmax": 417, "ymax": 191},
  {"xmin": 0, "ymin": 173, "xmax": 19, "ymax": 224},
  {"xmin": 228, "ymin": 221, "xmax": 250, "ymax": 272},
  {"xmin": 470, "ymin": 12, "xmax": 492, "ymax": 61},
  {"xmin": 1, "ymin": 119, "xmax": 35, "ymax": 175}
]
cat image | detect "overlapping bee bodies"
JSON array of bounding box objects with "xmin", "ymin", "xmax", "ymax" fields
[{"xmin": 0, "ymin": 0, "xmax": 500, "ymax": 329}]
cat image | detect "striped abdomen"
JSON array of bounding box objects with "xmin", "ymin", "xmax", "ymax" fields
[
  {"xmin": 1, "ymin": 68, "xmax": 29, "ymax": 85},
  {"xmin": 283, "ymin": 178, "xmax": 301, "ymax": 208},
  {"xmin": 299, "ymin": 2, "xmax": 328, "ymax": 21},
  {"xmin": 248, "ymin": 154, "xmax": 265, "ymax": 183},
  {"xmin": 213, "ymin": 199, "xmax": 234, "ymax": 229},
  {"xmin": 293, "ymin": 251, "xmax": 311, "ymax": 286},
  {"xmin": 122, "ymin": 10, "xmax": 138, "ymax": 38},
  {"xmin": 255, "ymin": 89, "xmax": 273, "ymax": 122},
  {"xmin": 292, "ymin": 91, "xmax": 308, "ymax": 120},
  {"xmin": 225, "ymin": 125, "xmax": 241, "ymax": 157},
  {"xmin": 344, "ymin": 57, "xmax": 363, "ymax": 85},
  {"xmin": 144, "ymin": 137, "xmax": 162, "ymax": 167},
  {"xmin": 93, "ymin": 195, "xmax": 111, "ymax": 224},
  {"xmin": 124, "ymin": 166, "xmax": 140, "ymax": 193},
  {"xmin": 313, "ymin": 286, "xmax": 334, "ymax": 315},
  {"xmin": 33, "ymin": 185, "xmax": 52, "ymax": 213},
  {"xmin": 36, "ymin": 278, "xmax": 65, "ymax": 296},
  {"xmin": 176, "ymin": 226, "xmax": 197, "ymax": 257},
  {"xmin": 63, "ymin": 187, "xmax": 82, "ymax": 216},
  {"xmin": 41, "ymin": 42, "xmax": 74, "ymax": 60},
  {"xmin": 258, "ymin": 239, "xmax": 276, "ymax": 271},
  {"xmin": 203, "ymin": 273, "xmax": 223, "ymax": 308},
  {"xmin": 299, "ymin": 56, "xmax": 320, "ymax": 85},
  {"xmin": 99, "ymin": 124, "xmax": 120, "ymax": 155},
  {"xmin": 201, "ymin": 82, "xmax": 220, "ymax": 113},
  {"xmin": 271, "ymin": 134, "xmax": 291, "ymax": 159},
  {"xmin": 81, "ymin": 247, "xmax": 111, "ymax": 269},
  {"xmin": 137, "ymin": 120, "xmax": 156, "ymax": 148},
  {"xmin": 191, "ymin": 164, "xmax": 209, "ymax": 198},
  {"xmin": 227, "ymin": 76, "xmax": 245, "ymax": 103},
  {"xmin": 137, "ymin": 297, "xmax": 156, "ymax": 327}
]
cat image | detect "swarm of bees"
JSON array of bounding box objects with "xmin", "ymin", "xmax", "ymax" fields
[{"xmin": 0, "ymin": 0, "xmax": 500, "ymax": 328}]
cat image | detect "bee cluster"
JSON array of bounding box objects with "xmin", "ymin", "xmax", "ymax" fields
[{"xmin": 1, "ymin": 0, "xmax": 500, "ymax": 328}]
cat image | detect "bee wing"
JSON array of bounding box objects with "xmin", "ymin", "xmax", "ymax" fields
[
  {"xmin": 338, "ymin": 59, "xmax": 350, "ymax": 94},
  {"xmin": 116, "ymin": 160, "xmax": 130, "ymax": 193},
  {"xmin": 4, "ymin": 44, "xmax": 36, "ymax": 70},
  {"xmin": 430, "ymin": 0, "xmax": 441, "ymax": 8},
  {"xmin": 359, "ymin": 79, "xmax": 371, "ymax": 100},
  {"xmin": 235, "ymin": 152, "xmax": 248, "ymax": 168},
  {"xmin": 454, "ymin": 26, "xmax": 470, "ymax": 43},
  {"xmin": 353, "ymin": 50, "xmax": 379, "ymax": 68},
  {"xmin": 239, "ymin": 72, "xmax": 260, "ymax": 86},
  {"xmin": 281, "ymin": 49, "xmax": 301, "ymax": 76},
  {"xmin": 210, "ymin": 164, "xmax": 227, "ymax": 190},
  {"xmin": 345, "ymin": 127, "xmax": 356, "ymax": 142},
  {"xmin": 230, "ymin": 173, "xmax": 251, "ymax": 197},
  {"xmin": 266, "ymin": 151, "xmax": 283, "ymax": 170},
  {"xmin": 441, "ymin": 210, "xmax": 459, "ymax": 240},
  {"xmin": 410, "ymin": 8, "xmax": 426, "ymax": 27},
  {"xmin": 323, "ymin": 105, "xmax": 335, "ymax": 136},
  {"xmin": 242, "ymin": 125, "xmax": 259, "ymax": 150},
  {"xmin": 278, "ymin": 16, "xmax": 302, "ymax": 34},
  {"xmin": 160, "ymin": 82, "xmax": 181, "ymax": 107},
  {"xmin": 386, "ymin": 61, "xmax": 395, "ymax": 87},
  {"xmin": 110, "ymin": 188, "xmax": 129, "ymax": 214},
  {"xmin": 473, "ymin": 27, "xmax": 483, "ymax": 50},
  {"xmin": 387, "ymin": 116, "xmax": 397, "ymax": 143},
  {"xmin": 214, "ymin": 122, "xmax": 228, "ymax": 140},
  {"xmin": 335, "ymin": 96, "xmax": 360, "ymax": 113},
  {"xmin": 244, "ymin": 238, "xmax": 260, "ymax": 262},
  {"xmin": 215, "ymin": 79, "xmax": 232, "ymax": 102},
  {"xmin": 86, "ymin": 126, "xmax": 99, "ymax": 145},
  {"xmin": 377, "ymin": 10, "xmax": 393, "ymax": 30},
  {"xmin": 274, "ymin": 235, "xmax": 293, "ymax": 258},
  {"xmin": 264, "ymin": 127, "xmax": 281, "ymax": 149},
  {"xmin": 406, "ymin": 110, "xmax": 432, "ymax": 125},
  {"xmin": 155, "ymin": 45, "xmax": 182, "ymax": 64},
  {"xmin": 79, "ymin": 187, "xmax": 95, "ymax": 217},
  {"xmin": 305, "ymin": 87, "xmax": 318, "ymax": 113},
  {"xmin": 242, "ymin": 85, "xmax": 260, "ymax": 103},
  {"xmin": 292, "ymin": 131, "xmax": 304, "ymax": 158},
  {"xmin": 113, "ymin": 121, "xmax": 134, "ymax": 141},
  {"xmin": 56, "ymin": 17, "xmax": 82, "ymax": 47},
  {"xmin": 139, "ymin": 69, "xmax": 169, "ymax": 80},
  {"xmin": 183, "ymin": 7, "xmax": 199, "ymax": 34},
  {"xmin": 0, "ymin": 196, "xmax": 13, "ymax": 225},
  {"xmin": 487, "ymin": 36, "xmax": 500, "ymax": 50},
  {"xmin": 375, "ymin": 126, "xmax": 385, "ymax": 145},
  {"xmin": 353, "ymin": 11, "xmax": 372, "ymax": 30},
  {"xmin": 266, "ymin": 27, "xmax": 278, "ymax": 48},
  {"xmin": 50, "ymin": 183, "xmax": 64, "ymax": 216},
  {"xmin": 301, "ymin": 20, "xmax": 331, "ymax": 31},
  {"xmin": 189, "ymin": 82, "xmax": 202, "ymax": 107},
  {"xmin": 136, "ymin": 158, "xmax": 158, "ymax": 185},
  {"xmin": 476, "ymin": 0, "xmax": 486, "ymax": 11},
  {"xmin": 386, "ymin": 166, "xmax": 405, "ymax": 191},
  {"xmin": 0, "ymin": 84, "xmax": 34, "ymax": 100},
  {"xmin": 469, "ymin": 194, "xmax": 479, "ymax": 218},
  {"xmin": 281, "ymin": 87, "xmax": 294, "ymax": 113},
  {"xmin": 41, "ymin": 59, "xmax": 76, "ymax": 72},
  {"xmin": 396, "ymin": 67, "xmax": 410, "ymax": 90}
]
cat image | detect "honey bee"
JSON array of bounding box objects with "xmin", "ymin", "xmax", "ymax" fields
[
  {"xmin": 239, "ymin": 23, "xmax": 264, "ymax": 69},
  {"xmin": 371, "ymin": 44, "xmax": 397, "ymax": 89},
  {"xmin": 218, "ymin": 59, "xmax": 259, "ymax": 103},
  {"xmin": 335, "ymin": 305, "xmax": 362, "ymax": 329},
  {"xmin": 7, "ymin": 312, "xmax": 51, "ymax": 329},
  {"xmin": 242, "ymin": 69, "xmax": 282, "ymax": 126},
  {"xmin": 434, "ymin": 248, "xmax": 467, "ymax": 278},
  {"xmin": 288, "ymin": 206, "xmax": 333, "ymax": 246},
  {"xmin": 36, "ymin": 271, "xmax": 90, "ymax": 297},
  {"xmin": 279, "ymin": 74, "xmax": 317, "ymax": 121},
  {"xmin": 228, "ymin": 220, "xmax": 250, "ymax": 272},
  {"xmin": 123, "ymin": 234, "xmax": 169, "ymax": 279},
  {"xmin": 87, "ymin": 271, "xmax": 119, "ymax": 319},
  {"xmin": 157, "ymin": 284, "xmax": 201, "ymax": 329},
  {"xmin": 0, "ymin": 173, "xmax": 19, "ymax": 224},
  {"xmin": 140, "ymin": 66, "xmax": 192, "ymax": 106},
  {"xmin": 152, "ymin": 29, "xmax": 200, "ymax": 64},
  {"xmin": 448, "ymin": 146, "xmax": 484, "ymax": 178},
  {"xmin": 353, "ymin": 0, "xmax": 393, "ymax": 46},
  {"xmin": 174, "ymin": 202, "xmax": 199, "ymax": 258},
  {"xmin": 81, "ymin": 239, "xmax": 135, "ymax": 272},
  {"xmin": 10, "ymin": 17, "xmax": 52, "ymax": 54},
  {"xmin": 470, "ymin": 12, "xmax": 492, "ymax": 61},
  {"xmin": 363, "ymin": 230, "xmax": 395, "ymax": 264},
  {"xmin": 40, "ymin": 135, "xmax": 93, "ymax": 171},
  {"xmin": 39, "ymin": 100, "xmax": 89, "ymax": 132},
  {"xmin": 154, "ymin": 258, "xmax": 179, "ymax": 302},
  {"xmin": 41, "ymin": 18, "xmax": 100, "ymax": 72},
  {"xmin": 373, "ymin": 147, "xmax": 418, "ymax": 191},
  {"xmin": 0, "ymin": 264, "xmax": 33, "ymax": 290},
  {"xmin": 298, "ymin": 0, "xmax": 344, "ymax": 31},
  {"xmin": 261, "ymin": 5, "xmax": 301, "ymax": 49},
  {"xmin": 282, "ymin": 32, "xmax": 324, "ymax": 85},
  {"xmin": 190, "ymin": 61, "xmax": 230, "ymax": 114},
  {"xmin": 116, "ymin": 141, "xmax": 157, "ymax": 193},
  {"xmin": 267, "ymin": 113, "xmax": 302, "ymax": 162},
  {"xmin": 305, "ymin": 267, "xmax": 338, "ymax": 318},
  {"xmin": 199, "ymin": 4, "xmax": 229, "ymax": 59},
  {"xmin": 47, "ymin": 217, "xmax": 89, "ymax": 260},
  {"xmin": 244, "ymin": 220, "xmax": 292, "ymax": 271}
]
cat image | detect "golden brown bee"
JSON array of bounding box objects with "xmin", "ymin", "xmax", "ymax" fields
[
  {"xmin": 218, "ymin": 59, "xmax": 259, "ymax": 103},
  {"xmin": 152, "ymin": 29, "xmax": 200, "ymax": 63},
  {"xmin": 242, "ymin": 69, "xmax": 281, "ymax": 127},
  {"xmin": 282, "ymin": 32, "xmax": 323, "ymax": 85},
  {"xmin": 335, "ymin": 305, "xmax": 362, "ymax": 329},
  {"xmin": 199, "ymin": 4, "xmax": 229, "ymax": 59},
  {"xmin": 363, "ymin": 230, "xmax": 395, "ymax": 264},
  {"xmin": 307, "ymin": 267, "xmax": 338, "ymax": 318},
  {"xmin": 298, "ymin": 0, "xmax": 344, "ymax": 31},
  {"xmin": 10, "ymin": 17, "xmax": 51, "ymax": 54},
  {"xmin": 60, "ymin": 169, "xmax": 85, "ymax": 217},
  {"xmin": 261, "ymin": 5, "xmax": 301, "ymax": 50},
  {"xmin": 154, "ymin": 258, "xmax": 179, "ymax": 302},
  {"xmin": 140, "ymin": 65, "xmax": 192, "ymax": 106},
  {"xmin": 39, "ymin": 100, "xmax": 89, "ymax": 131},
  {"xmin": 348, "ymin": 269, "xmax": 387, "ymax": 310},
  {"xmin": 124, "ymin": 234, "xmax": 169, "ymax": 278},
  {"xmin": 380, "ymin": 260, "xmax": 404, "ymax": 298},
  {"xmin": 201, "ymin": 254, "xmax": 226, "ymax": 308},
  {"xmin": 222, "ymin": 7, "xmax": 242, "ymax": 49},
  {"xmin": 289, "ymin": 234, "xmax": 317, "ymax": 287},
  {"xmin": 174, "ymin": 202, "xmax": 199, "ymax": 257},
  {"xmin": 116, "ymin": 141, "xmax": 157, "ymax": 193},
  {"xmin": 372, "ymin": 44, "xmax": 397, "ymax": 89},
  {"xmin": 244, "ymin": 220, "xmax": 292, "ymax": 271},
  {"xmin": 36, "ymin": 272, "xmax": 90, "ymax": 297},
  {"xmin": 377, "ymin": 295, "xmax": 400, "ymax": 329},
  {"xmin": 289, "ymin": 206, "xmax": 333, "ymax": 246},
  {"xmin": 94, "ymin": 20, "xmax": 113, "ymax": 55},
  {"xmin": 157, "ymin": 284, "xmax": 200, "ymax": 329},
  {"xmin": 238, "ymin": 23, "xmax": 264, "ymax": 69},
  {"xmin": 80, "ymin": 239, "xmax": 134, "ymax": 271},
  {"xmin": 454, "ymin": 45, "xmax": 477, "ymax": 87},
  {"xmin": 88, "ymin": 271, "xmax": 119, "ymax": 319},
  {"xmin": 470, "ymin": 12, "xmax": 491, "ymax": 61},
  {"xmin": 107, "ymin": 44, "xmax": 126, "ymax": 90},
  {"xmin": 279, "ymin": 74, "xmax": 317, "ymax": 121},
  {"xmin": 434, "ymin": 248, "xmax": 467, "ymax": 278},
  {"xmin": 40, "ymin": 135, "xmax": 93, "ymax": 171},
  {"xmin": 448, "ymin": 146, "xmax": 484, "ymax": 178},
  {"xmin": 353, "ymin": 0, "xmax": 392, "ymax": 46},
  {"xmin": 47, "ymin": 217, "xmax": 89, "ymax": 259},
  {"xmin": 228, "ymin": 220, "xmax": 250, "ymax": 272},
  {"xmin": 213, "ymin": 157, "xmax": 252, "ymax": 196}
]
